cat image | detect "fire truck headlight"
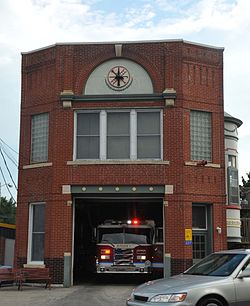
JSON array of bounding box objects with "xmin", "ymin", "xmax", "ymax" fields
[
  {"xmin": 101, "ymin": 255, "xmax": 110, "ymax": 260},
  {"xmin": 137, "ymin": 255, "xmax": 146, "ymax": 260}
]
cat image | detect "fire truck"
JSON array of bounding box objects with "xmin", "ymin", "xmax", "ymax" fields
[{"xmin": 95, "ymin": 219, "xmax": 163, "ymax": 274}]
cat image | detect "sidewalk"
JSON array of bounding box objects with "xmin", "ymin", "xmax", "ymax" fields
[
  {"xmin": 0, "ymin": 286, "xmax": 80, "ymax": 306},
  {"xmin": 0, "ymin": 283, "xmax": 134, "ymax": 306}
]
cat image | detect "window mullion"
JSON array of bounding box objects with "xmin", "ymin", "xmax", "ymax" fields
[
  {"xmin": 130, "ymin": 110, "xmax": 137, "ymax": 160},
  {"xmin": 100, "ymin": 110, "xmax": 107, "ymax": 160}
]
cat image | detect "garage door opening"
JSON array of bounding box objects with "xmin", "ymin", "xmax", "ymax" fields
[{"xmin": 73, "ymin": 197, "xmax": 163, "ymax": 283}]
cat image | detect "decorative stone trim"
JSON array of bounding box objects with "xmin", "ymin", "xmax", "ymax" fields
[
  {"xmin": 71, "ymin": 185, "xmax": 165, "ymax": 195},
  {"xmin": 62, "ymin": 185, "xmax": 71, "ymax": 195},
  {"xmin": 115, "ymin": 44, "xmax": 122, "ymax": 57},
  {"xmin": 62, "ymin": 101, "xmax": 72, "ymax": 109},
  {"xmin": 163, "ymin": 88, "xmax": 176, "ymax": 107},
  {"xmin": 67, "ymin": 160, "xmax": 170, "ymax": 165},
  {"xmin": 165, "ymin": 185, "xmax": 174, "ymax": 194},
  {"xmin": 60, "ymin": 91, "xmax": 176, "ymax": 103}
]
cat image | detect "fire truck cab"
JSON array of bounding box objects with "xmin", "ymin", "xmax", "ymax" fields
[{"xmin": 96, "ymin": 219, "xmax": 162, "ymax": 274}]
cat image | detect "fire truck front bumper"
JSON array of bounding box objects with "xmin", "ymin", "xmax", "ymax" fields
[{"xmin": 96, "ymin": 261, "xmax": 151, "ymax": 273}]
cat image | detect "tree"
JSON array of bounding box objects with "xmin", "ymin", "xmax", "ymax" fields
[
  {"xmin": 241, "ymin": 172, "xmax": 250, "ymax": 188},
  {"xmin": 0, "ymin": 196, "xmax": 16, "ymax": 224},
  {"xmin": 240, "ymin": 172, "xmax": 250, "ymax": 201}
]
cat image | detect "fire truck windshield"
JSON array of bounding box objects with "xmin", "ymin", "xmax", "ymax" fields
[{"xmin": 98, "ymin": 227, "xmax": 152, "ymax": 244}]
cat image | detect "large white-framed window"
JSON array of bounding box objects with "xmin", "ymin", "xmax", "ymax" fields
[
  {"xmin": 28, "ymin": 203, "xmax": 45, "ymax": 264},
  {"xmin": 190, "ymin": 110, "xmax": 212, "ymax": 161},
  {"xmin": 74, "ymin": 109, "xmax": 162, "ymax": 160},
  {"xmin": 31, "ymin": 113, "xmax": 49, "ymax": 163}
]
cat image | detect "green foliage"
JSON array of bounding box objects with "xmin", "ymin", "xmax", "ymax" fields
[
  {"xmin": 241, "ymin": 172, "xmax": 250, "ymax": 187},
  {"xmin": 0, "ymin": 197, "xmax": 16, "ymax": 224}
]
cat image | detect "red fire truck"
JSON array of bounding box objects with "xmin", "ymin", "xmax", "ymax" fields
[{"xmin": 95, "ymin": 219, "xmax": 163, "ymax": 274}]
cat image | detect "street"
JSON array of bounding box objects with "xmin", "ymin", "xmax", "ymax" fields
[{"xmin": 0, "ymin": 279, "xmax": 139, "ymax": 306}]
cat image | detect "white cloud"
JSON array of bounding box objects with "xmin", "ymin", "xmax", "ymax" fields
[{"xmin": 1, "ymin": 0, "xmax": 250, "ymax": 196}]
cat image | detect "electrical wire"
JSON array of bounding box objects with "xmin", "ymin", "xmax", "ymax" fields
[
  {"xmin": 0, "ymin": 137, "xmax": 31, "ymax": 164},
  {"xmin": 0, "ymin": 165, "xmax": 16, "ymax": 203},
  {"xmin": 0, "ymin": 148, "xmax": 17, "ymax": 190},
  {"xmin": 0, "ymin": 143, "xmax": 18, "ymax": 167},
  {"xmin": 0, "ymin": 138, "xmax": 18, "ymax": 155},
  {"xmin": 0, "ymin": 139, "xmax": 18, "ymax": 203}
]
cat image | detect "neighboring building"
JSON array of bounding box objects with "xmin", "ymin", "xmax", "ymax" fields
[
  {"xmin": 240, "ymin": 173, "xmax": 250, "ymax": 247},
  {"xmin": 16, "ymin": 40, "xmax": 227, "ymax": 285},
  {"xmin": 224, "ymin": 112, "xmax": 242, "ymax": 248},
  {"xmin": 241, "ymin": 200, "xmax": 250, "ymax": 247},
  {"xmin": 0, "ymin": 223, "xmax": 15, "ymax": 267}
]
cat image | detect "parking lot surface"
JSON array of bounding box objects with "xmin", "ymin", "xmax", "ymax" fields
[{"xmin": 0, "ymin": 282, "xmax": 135, "ymax": 306}]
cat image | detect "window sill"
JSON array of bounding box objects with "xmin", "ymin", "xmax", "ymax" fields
[
  {"xmin": 24, "ymin": 263, "xmax": 45, "ymax": 268},
  {"xmin": 23, "ymin": 162, "xmax": 53, "ymax": 169},
  {"xmin": 67, "ymin": 160, "xmax": 170, "ymax": 165},
  {"xmin": 184, "ymin": 161, "xmax": 220, "ymax": 168}
]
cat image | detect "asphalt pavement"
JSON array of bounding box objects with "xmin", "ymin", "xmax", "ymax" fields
[{"xmin": 0, "ymin": 282, "xmax": 136, "ymax": 306}]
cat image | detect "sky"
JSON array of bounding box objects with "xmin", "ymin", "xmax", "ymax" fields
[{"xmin": 0, "ymin": 0, "xmax": 250, "ymax": 200}]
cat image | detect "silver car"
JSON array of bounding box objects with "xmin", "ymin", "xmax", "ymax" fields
[{"xmin": 127, "ymin": 249, "xmax": 250, "ymax": 306}]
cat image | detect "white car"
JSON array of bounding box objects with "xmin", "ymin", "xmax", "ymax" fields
[{"xmin": 127, "ymin": 249, "xmax": 250, "ymax": 306}]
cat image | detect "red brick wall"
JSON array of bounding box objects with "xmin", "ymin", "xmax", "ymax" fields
[{"xmin": 16, "ymin": 40, "xmax": 226, "ymax": 280}]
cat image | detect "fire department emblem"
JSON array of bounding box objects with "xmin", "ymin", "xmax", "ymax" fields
[{"xmin": 106, "ymin": 65, "xmax": 132, "ymax": 91}]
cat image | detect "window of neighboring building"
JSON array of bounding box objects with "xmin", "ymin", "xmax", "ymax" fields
[
  {"xmin": 227, "ymin": 167, "xmax": 240, "ymax": 205},
  {"xmin": 228, "ymin": 155, "xmax": 237, "ymax": 168},
  {"xmin": 75, "ymin": 109, "xmax": 162, "ymax": 160},
  {"xmin": 190, "ymin": 110, "xmax": 212, "ymax": 161},
  {"xmin": 28, "ymin": 203, "xmax": 45, "ymax": 263},
  {"xmin": 31, "ymin": 113, "xmax": 49, "ymax": 163}
]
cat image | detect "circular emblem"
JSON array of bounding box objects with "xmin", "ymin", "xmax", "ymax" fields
[{"xmin": 106, "ymin": 66, "xmax": 132, "ymax": 91}]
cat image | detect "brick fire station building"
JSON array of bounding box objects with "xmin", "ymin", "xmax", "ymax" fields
[{"xmin": 16, "ymin": 39, "xmax": 228, "ymax": 285}]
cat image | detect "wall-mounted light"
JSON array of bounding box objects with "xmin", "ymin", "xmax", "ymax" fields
[{"xmin": 216, "ymin": 226, "xmax": 222, "ymax": 234}]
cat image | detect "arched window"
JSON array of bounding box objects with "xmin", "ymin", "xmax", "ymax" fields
[{"xmin": 84, "ymin": 59, "xmax": 153, "ymax": 95}]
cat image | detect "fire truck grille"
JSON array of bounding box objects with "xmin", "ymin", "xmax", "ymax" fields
[{"xmin": 114, "ymin": 248, "xmax": 133, "ymax": 265}]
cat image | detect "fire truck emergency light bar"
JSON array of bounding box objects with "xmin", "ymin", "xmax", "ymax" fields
[{"xmin": 127, "ymin": 218, "xmax": 140, "ymax": 225}]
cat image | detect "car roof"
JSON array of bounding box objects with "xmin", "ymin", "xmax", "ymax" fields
[{"xmin": 214, "ymin": 249, "xmax": 250, "ymax": 255}]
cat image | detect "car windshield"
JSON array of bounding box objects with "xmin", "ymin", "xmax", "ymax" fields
[{"xmin": 184, "ymin": 253, "xmax": 246, "ymax": 277}]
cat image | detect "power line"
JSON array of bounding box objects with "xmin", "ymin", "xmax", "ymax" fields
[
  {"xmin": 0, "ymin": 143, "xmax": 18, "ymax": 167},
  {"xmin": 0, "ymin": 139, "xmax": 18, "ymax": 203},
  {"xmin": 0, "ymin": 137, "xmax": 31, "ymax": 164},
  {"xmin": 0, "ymin": 138, "xmax": 18, "ymax": 155},
  {"xmin": 0, "ymin": 148, "xmax": 17, "ymax": 190},
  {"xmin": 0, "ymin": 165, "xmax": 16, "ymax": 203}
]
